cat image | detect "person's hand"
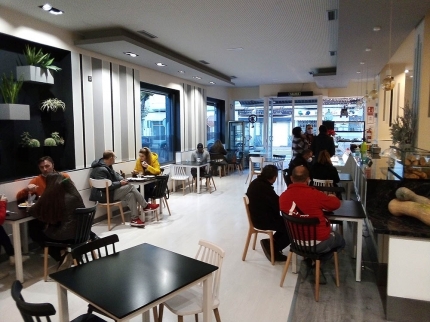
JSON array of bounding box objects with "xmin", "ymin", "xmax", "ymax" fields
[
  {"xmin": 141, "ymin": 161, "xmax": 148, "ymax": 168},
  {"xmin": 120, "ymin": 179, "xmax": 128, "ymax": 186},
  {"xmin": 27, "ymin": 184, "xmax": 38, "ymax": 192}
]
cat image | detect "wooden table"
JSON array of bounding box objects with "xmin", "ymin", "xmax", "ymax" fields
[
  {"xmin": 4, "ymin": 201, "xmax": 34, "ymax": 283},
  {"xmin": 175, "ymin": 161, "xmax": 210, "ymax": 194},
  {"xmin": 50, "ymin": 243, "xmax": 218, "ymax": 322},
  {"xmin": 127, "ymin": 176, "xmax": 159, "ymax": 214}
]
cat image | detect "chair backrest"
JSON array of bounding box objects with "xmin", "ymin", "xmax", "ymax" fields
[
  {"xmin": 11, "ymin": 280, "xmax": 56, "ymax": 322},
  {"xmin": 73, "ymin": 204, "xmax": 98, "ymax": 244},
  {"xmin": 89, "ymin": 178, "xmax": 113, "ymax": 203},
  {"xmin": 243, "ymin": 195, "xmax": 255, "ymax": 229},
  {"xmin": 172, "ymin": 165, "xmax": 188, "ymax": 178},
  {"xmin": 281, "ymin": 211, "xmax": 320, "ymax": 258},
  {"xmin": 71, "ymin": 234, "xmax": 119, "ymax": 266},
  {"xmin": 273, "ymin": 154, "xmax": 286, "ymax": 160},
  {"xmin": 312, "ymin": 179, "xmax": 333, "ymax": 187},
  {"xmin": 148, "ymin": 174, "xmax": 170, "ymax": 199},
  {"xmin": 249, "ymin": 156, "xmax": 264, "ymax": 171},
  {"xmin": 195, "ymin": 240, "xmax": 225, "ymax": 301}
]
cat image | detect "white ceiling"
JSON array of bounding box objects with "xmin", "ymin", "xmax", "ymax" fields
[{"xmin": 1, "ymin": 0, "xmax": 430, "ymax": 88}]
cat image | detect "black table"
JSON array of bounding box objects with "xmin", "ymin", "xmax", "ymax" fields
[
  {"xmin": 50, "ymin": 243, "xmax": 218, "ymax": 322},
  {"xmin": 4, "ymin": 201, "xmax": 34, "ymax": 282},
  {"xmin": 339, "ymin": 172, "xmax": 353, "ymax": 199}
]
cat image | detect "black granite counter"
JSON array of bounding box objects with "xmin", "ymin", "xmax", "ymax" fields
[{"xmin": 351, "ymin": 155, "xmax": 430, "ymax": 238}]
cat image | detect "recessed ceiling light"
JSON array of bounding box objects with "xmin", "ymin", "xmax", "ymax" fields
[
  {"xmin": 178, "ymin": 70, "xmax": 185, "ymax": 74},
  {"xmin": 360, "ymin": 62, "xmax": 365, "ymax": 65},
  {"xmin": 227, "ymin": 47, "xmax": 243, "ymax": 51},
  {"xmin": 209, "ymin": 81, "xmax": 216, "ymax": 85},
  {"xmin": 156, "ymin": 63, "xmax": 166, "ymax": 67},
  {"xmin": 405, "ymin": 69, "xmax": 410, "ymax": 73},
  {"xmin": 193, "ymin": 76, "xmax": 201, "ymax": 80},
  {"xmin": 365, "ymin": 48, "xmax": 371, "ymax": 52},
  {"xmin": 124, "ymin": 52, "xmax": 138, "ymax": 57},
  {"xmin": 373, "ymin": 26, "xmax": 381, "ymax": 32},
  {"xmin": 39, "ymin": 4, "xmax": 64, "ymax": 15},
  {"xmin": 356, "ymin": 71, "xmax": 361, "ymax": 74}
]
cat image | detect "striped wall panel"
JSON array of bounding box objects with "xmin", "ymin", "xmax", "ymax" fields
[{"xmin": 182, "ymin": 83, "xmax": 206, "ymax": 151}]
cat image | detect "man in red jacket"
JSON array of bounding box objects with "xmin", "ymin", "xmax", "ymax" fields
[{"xmin": 279, "ymin": 166, "xmax": 345, "ymax": 256}]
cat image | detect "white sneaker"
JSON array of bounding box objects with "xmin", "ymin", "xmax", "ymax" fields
[
  {"xmin": 0, "ymin": 271, "xmax": 9, "ymax": 280},
  {"xmin": 9, "ymin": 255, "xmax": 30, "ymax": 265}
]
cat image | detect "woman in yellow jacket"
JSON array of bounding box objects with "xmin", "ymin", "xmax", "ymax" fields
[{"xmin": 132, "ymin": 147, "xmax": 161, "ymax": 201}]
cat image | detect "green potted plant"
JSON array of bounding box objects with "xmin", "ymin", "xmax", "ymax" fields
[
  {"xmin": 51, "ymin": 132, "xmax": 64, "ymax": 145},
  {"xmin": 16, "ymin": 45, "xmax": 62, "ymax": 84},
  {"xmin": 40, "ymin": 98, "xmax": 65, "ymax": 112},
  {"xmin": 20, "ymin": 132, "xmax": 40, "ymax": 148},
  {"xmin": 390, "ymin": 102, "xmax": 415, "ymax": 149},
  {"xmin": 0, "ymin": 72, "xmax": 30, "ymax": 120}
]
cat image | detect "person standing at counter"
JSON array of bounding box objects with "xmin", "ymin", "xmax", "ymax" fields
[
  {"xmin": 312, "ymin": 125, "xmax": 335, "ymax": 159},
  {"xmin": 291, "ymin": 126, "xmax": 309, "ymax": 160},
  {"xmin": 305, "ymin": 124, "xmax": 314, "ymax": 150},
  {"xmin": 16, "ymin": 156, "xmax": 70, "ymax": 203},
  {"xmin": 131, "ymin": 147, "xmax": 161, "ymax": 202}
]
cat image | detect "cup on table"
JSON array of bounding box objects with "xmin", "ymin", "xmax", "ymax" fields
[
  {"xmin": 137, "ymin": 173, "xmax": 143, "ymax": 178},
  {"xmin": 197, "ymin": 157, "xmax": 201, "ymax": 163}
]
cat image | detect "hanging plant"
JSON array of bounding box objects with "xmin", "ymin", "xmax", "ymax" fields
[{"xmin": 40, "ymin": 98, "xmax": 65, "ymax": 112}]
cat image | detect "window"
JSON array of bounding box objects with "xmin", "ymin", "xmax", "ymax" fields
[
  {"xmin": 206, "ymin": 97, "xmax": 225, "ymax": 149},
  {"xmin": 140, "ymin": 83, "xmax": 180, "ymax": 164}
]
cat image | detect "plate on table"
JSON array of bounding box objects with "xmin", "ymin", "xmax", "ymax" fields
[
  {"xmin": 145, "ymin": 175, "xmax": 155, "ymax": 178},
  {"xmin": 18, "ymin": 202, "xmax": 33, "ymax": 208}
]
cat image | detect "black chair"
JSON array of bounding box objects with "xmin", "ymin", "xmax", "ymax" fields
[
  {"xmin": 11, "ymin": 280, "xmax": 107, "ymax": 322},
  {"xmin": 147, "ymin": 174, "xmax": 171, "ymax": 218},
  {"xmin": 279, "ymin": 212, "xmax": 340, "ymax": 302},
  {"xmin": 43, "ymin": 204, "xmax": 98, "ymax": 282},
  {"xmin": 71, "ymin": 234, "xmax": 119, "ymax": 266},
  {"xmin": 209, "ymin": 153, "xmax": 228, "ymax": 177}
]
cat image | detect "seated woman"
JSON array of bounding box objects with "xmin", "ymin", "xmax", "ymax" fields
[
  {"xmin": 132, "ymin": 147, "xmax": 161, "ymax": 201},
  {"xmin": 28, "ymin": 173, "xmax": 86, "ymax": 265},
  {"xmin": 209, "ymin": 139, "xmax": 228, "ymax": 175},
  {"xmin": 310, "ymin": 150, "xmax": 341, "ymax": 199}
]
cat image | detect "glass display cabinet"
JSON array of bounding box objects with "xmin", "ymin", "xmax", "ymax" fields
[
  {"xmin": 228, "ymin": 121, "xmax": 250, "ymax": 169},
  {"xmin": 388, "ymin": 146, "xmax": 430, "ymax": 179}
]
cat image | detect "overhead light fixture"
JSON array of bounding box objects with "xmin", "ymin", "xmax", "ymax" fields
[
  {"xmin": 156, "ymin": 63, "xmax": 166, "ymax": 67},
  {"xmin": 373, "ymin": 26, "xmax": 381, "ymax": 32},
  {"xmin": 405, "ymin": 69, "xmax": 410, "ymax": 73},
  {"xmin": 209, "ymin": 81, "xmax": 216, "ymax": 85},
  {"xmin": 227, "ymin": 47, "xmax": 243, "ymax": 51},
  {"xmin": 193, "ymin": 76, "xmax": 201, "ymax": 80},
  {"xmin": 123, "ymin": 52, "xmax": 138, "ymax": 57},
  {"xmin": 382, "ymin": 0, "xmax": 395, "ymax": 91},
  {"xmin": 365, "ymin": 48, "xmax": 372, "ymax": 52},
  {"xmin": 178, "ymin": 70, "xmax": 185, "ymax": 74},
  {"xmin": 39, "ymin": 4, "xmax": 64, "ymax": 15},
  {"xmin": 360, "ymin": 62, "xmax": 365, "ymax": 65},
  {"xmin": 356, "ymin": 71, "xmax": 361, "ymax": 74}
]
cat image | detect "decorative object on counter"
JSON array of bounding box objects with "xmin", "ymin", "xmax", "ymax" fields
[
  {"xmin": 388, "ymin": 187, "xmax": 430, "ymax": 226},
  {"xmin": 340, "ymin": 106, "xmax": 348, "ymax": 117},
  {"xmin": 324, "ymin": 109, "xmax": 333, "ymax": 121},
  {"xmin": 390, "ymin": 102, "xmax": 415, "ymax": 148},
  {"xmin": 16, "ymin": 45, "xmax": 61, "ymax": 84},
  {"xmin": 20, "ymin": 132, "xmax": 40, "ymax": 148},
  {"xmin": 40, "ymin": 98, "xmax": 65, "ymax": 112},
  {"xmin": 0, "ymin": 72, "xmax": 30, "ymax": 120}
]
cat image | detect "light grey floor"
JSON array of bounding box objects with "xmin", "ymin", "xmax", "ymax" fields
[{"xmin": 0, "ymin": 170, "xmax": 387, "ymax": 322}]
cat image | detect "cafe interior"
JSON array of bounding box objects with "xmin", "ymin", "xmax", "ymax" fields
[{"xmin": 2, "ymin": 1, "xmax": 430, "ymax": 321}]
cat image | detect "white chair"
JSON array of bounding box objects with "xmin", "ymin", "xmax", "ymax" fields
[
  {"xmin": 89, "ymin": 178, "xmax": 125, "ymax": 231},
  {"xmin": 171, "ymin": 165, "xmax": 191, "ymax": 195},
  {"xmin": 159, "ymin": 240, "xmax": 225, "ymax": 322},
  {"xmin": 245, "ymin": 156, "xmax": 264, "ymax": 185}
]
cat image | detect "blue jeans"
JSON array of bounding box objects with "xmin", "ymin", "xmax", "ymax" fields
[{"xmin": 316, "ymin": 231, "xmax": 345, "ymax": 254}]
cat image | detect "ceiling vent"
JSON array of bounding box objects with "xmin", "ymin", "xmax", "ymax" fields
[
  {"xmin": 137, "ymin": 29, "xmax": 158, "ymax": 39},
  {"xmin": 327, "ymin": 10, "xmax": 337, "ymax": 21},
  {"xmin": 312, "ymin": 67, "xmax": 337, "ymax": 77},
  {"xmin": 199, "ymin": 60, "xmax": 210, "ymax": 65},
  {"xmin": 329, "ymin": 51, "xmax": 337, "ymax": 56}
]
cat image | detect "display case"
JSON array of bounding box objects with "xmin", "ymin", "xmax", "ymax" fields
[
  {"xmin": 388, "ymin": 146, "xmax": 430, "ymax": 179},
  {"xmin": 228, "ymin": 121, "xmax": 250, "ymax": 168}
]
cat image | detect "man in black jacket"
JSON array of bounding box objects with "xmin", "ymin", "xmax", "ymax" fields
[
  {"xmin": 246, "ymin": 165, "xmax": 290, "ymax": 262},
  {"xmin": 89, "ymin": 150, "xmax": 158, "ymax": 227},
  {"xmin": 312, "ymin": 125, "xmax": 335, "ymax": 159}
]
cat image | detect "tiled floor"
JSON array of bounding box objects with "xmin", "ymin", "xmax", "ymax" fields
[{"xmin": 0, "ymin": 170, "xmax": 386, "ymax": 321}]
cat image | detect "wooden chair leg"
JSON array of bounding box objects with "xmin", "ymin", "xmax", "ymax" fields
[
  {"xmin": 178, "ymin": 316, "xmax": 184, "ymax": 322},
  {"xmin": 43, "ymin": 247, "xmax": 49, "ymax": 282},
  {"xmin": 182, "ymin": 181, "xmax": 185, "ymax": 195},
  {"xmin": 152, "ymin": 307, "xmax": 158, "ymax": 322},
  {"xmin": 334, "ymin": 252, "xmax": 340, "ymax": 287},
  {"xmin": 118, "ymin": 204, "xmax": 125, "ymax": 225},
  {"xmin": 194, "ymin": 313, "xmax": 198, "ymax": 322},
  {"xmin": 164, "ymin": 197, "xmax": 171, "ymax": 216},
  {"xmin": 268, "ymin": 235, "xmax": 275, "ymax": 265},
  {"xmin": 106, "ymin": 205, "xmax": 111, "ymax": 231},
  {"xmin": 252, "ymin": 232, "xmax": 258, "ymax": 250},
  {"xmin": 213, "ymin": 308, "xmax": 221, "ymax": 322},
  {"xmin": 280, "ymin": 251, "xmax": 293, "ymax": 286},
  {"xmin": 315, "ymin": 260, "xmax": 321, "ymax": 301},
  {"xmin": 242, "ymin": 230, "xmax": 253, "ymax": 261},
  {"xmin": 211, "ymin": 177, "xmax": 216, "ymax": 191},
  {"xmin": 159, "ymin": 303, "xmax": 164, "ymax": 321}
]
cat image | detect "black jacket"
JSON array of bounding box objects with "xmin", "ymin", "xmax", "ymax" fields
[
  {"xmin": 284, "ymin": 155, "xmax": 311, "ymax": 186},
  {"xmin": 89, "ymin": 159, "xmax": 123, "ymax": 202},
  {"xmin": 310, "ymin": 162, "xmax": 340, "ymax": 183},
  {"xmin": 312, "ymin": 133, "xmax": 335, "ymax": 159}
]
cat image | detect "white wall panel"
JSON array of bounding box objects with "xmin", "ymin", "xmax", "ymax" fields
[
  {"xmin": 71, "ymin": 52, "xmax": 85, "ymax": 168},
  {"xmin": 134, "ymin": 70, "xmax": 141, "ymax": 155},
  {"xmin": 111, "ymin": 63, "xmax": 121, "ymax": 156},
  {"xmin": 81, "ymin": 55, "xmax": 96, "ymax": 166},
  {"xmin": 126, "ymin": 67, "xmax": 135, "ymax": 160},
  {"xmin": 102, "ymin": 60, "xmax": 113, "ymax": 151}
]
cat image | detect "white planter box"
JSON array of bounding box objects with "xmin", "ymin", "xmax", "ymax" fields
[
  {"xmin": 16, "ymin": 65, "xmax": 53, "ymax": 84},
  {"xmin": 46, "ymin": 70, "xmax": 54, "ymax": 84},
  {"xmin": 0, "ymin": 103, "xmax": 30, "ymax": 120}
]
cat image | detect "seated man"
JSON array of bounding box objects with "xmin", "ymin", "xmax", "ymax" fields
[
  {"xmin": 246, "ymin": 165, "xmax": 290, "ymax": 262},
  {"xmin": 279, "ymin": 166, "xmax": 345, "ymax": 261},
  {"xmin": 89, "ymin": 150, "xmax": 158, "ymax": 228},
  {"xmin": 16, "ymin": 156, "xmax": 70, "ymax": 203},
  {"xmin": 190, "ymin": 143, "xmax": 210, "ymax": 178},
  {"xmin": 283, "ymin": 149, "xmax": 312, "ymax": 186}
]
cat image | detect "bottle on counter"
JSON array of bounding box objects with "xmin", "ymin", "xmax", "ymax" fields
[{"xmin": 360, "ymin": 141, "xmax": 368, "ymax": 154}]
